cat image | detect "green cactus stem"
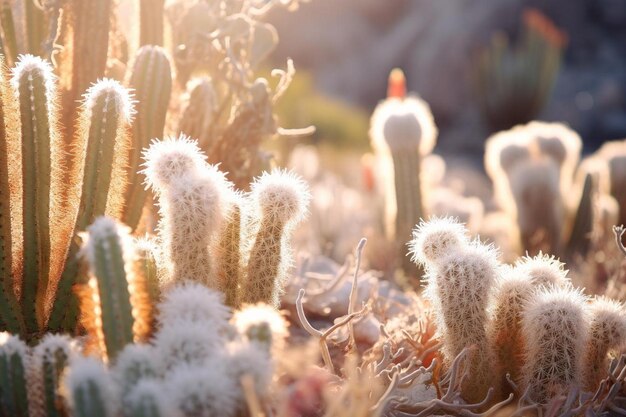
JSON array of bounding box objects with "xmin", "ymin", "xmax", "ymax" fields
[
  {"xmin": 66, "ymin": 357, "xmax": 115, "ymax": 417},
  {"xmin": 13, "ymin": 55, "xmax": 60, "ymax": 335},
  {"xmin": 215, "ymin": 201, "xmax": 241, "ymax": 308},
  {"xmin": 83, "ymin": 217, "xmax": 134, "ymax": 360},
  {"xmin": 122, "ymin": 45, "xmax": 172, "ymax": 231},
  {"xmin": 0, "ymin": 333, "xmax": 29, "ymax": 417},
  {"xmin": 48, "ymin": 78, "xmax": 133, "ymax": 333},
  {"xmin": 0, "ymin": 56, "xmax": 23, "ymax": 335}
]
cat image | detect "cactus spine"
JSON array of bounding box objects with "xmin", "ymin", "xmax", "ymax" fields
[
  {"xmin": 12, "ymin": 55, "xmax": 62, "ymax": 334},
  {"xmin": 49, "ymin": 78, "xmax": 134, "ymax": 332},
  {"xmin": 66, "ymin": 356, "xmax": 116, "ymax": 417},
  {"xmin": 214, "ymin": 195, "xmax": 242, "ymax": 308},
  {"xmin": 123, "ymin": 46, "xmax": 172, "ymax": 231},
  {"xmin": 0, "ymin": 55, "xmax": 22, "ymax": 335},
  {"xmin": 0, "ymin": 333, "xmax": 29, "ymax": 417}
]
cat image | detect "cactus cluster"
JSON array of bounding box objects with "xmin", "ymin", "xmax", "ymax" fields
[
  {"xmin": 143, "ymin": 135, "xmax": 310, "ymax": 308},
  {"xmin": 1, "ymin": 283, "xmax": 287, "ymax": 417},
  {"xmin": 410, "ymin": 217, "xmax": 626, "ymax": 404}
]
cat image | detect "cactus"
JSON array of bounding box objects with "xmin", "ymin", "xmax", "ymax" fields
[
  {"xmin": 0, "ymin": 333, "xmax": 29, "ymax": 417},
  {"xmin": 370, "ymin": 69, "xmax": 438, "ymax": 277},
  {"xmin": 125, "ymin": 379, "xmax": 171, "ymax": 417},
  {"xmin": 0, "ymin": 1, "xmax": 18, "ymax": 65},
  {"xmin": 474, "ymin": 8, "xmax": 566, "ymax": 132},
  {"xmin": 0, "ymin": 54, "xmax": 23, "ymax": 335},
  {"xmin": 139, "ymin": 0, "xmax": 164, "ymax": 46},
  {"xmin": 65, "ymin": 356, "xmax": 117, "ymax": 417},
  {"xmin": 12, "ymin": 55, "xmax": 63, "ymax": 335},
  {"xmin": 521, "ymin": 286, "xmax": 588, "ymax": 403},
  {"xmin": 177, "ymin": 77, "xmax": 217, "ymax": 150},
  {"xmin": 214, "ymin": 192, "xmax": 243, "ymax": 308},
  {"xmin": 581, "ymin": 297, "xmax": 626, "ymax": 391},
  {"xmin": 411, "ymin": 219, "xmax": 498, "ymax": 403},
  {"xmin": 484, "ymin": 121, "xmax": 581, "ymax": 256},
  {"xmin": 241, "ymin": 169, "xmax": 310, "ymax": 307},
  {"xmin": 28, "ymin": 334, "xmax": 74, "ymax": 417},
  {"xmin": 565, "ymin": 173, "xmax": 594, "ymax": 259},
  {"xmin": 122, "ymin": 45, "xmax": 172, "ymax": 232},
  {"xmin": 49, "ymin": 78, "xmax": 134, "ymax": 333},
  {"xmin": 514, "ymin": 252, "xmax": 571, "ymax": 288},
  {"xmin": 24, "ymin": 0, "xmax": 45, "ymax": 56}
]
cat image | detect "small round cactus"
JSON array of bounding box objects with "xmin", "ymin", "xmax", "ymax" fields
[
  {"xmin": 514, "ymin": 252, "xmax": 571, "ymax": 288},
  {"xmin": 581, "ymin": 297, "xmax": 626, "ymax": 391},
  {"xmin": 408, "ymin": 217, "xmax": 469, "ymax": 266}
]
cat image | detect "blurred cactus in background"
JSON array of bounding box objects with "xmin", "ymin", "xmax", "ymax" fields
[
  {"xmin": 474, "ymin": 9, "xmax": 567, "ymax": 132},
  {"xmin": 370, "ymin": 69, "xmax": 438, "ymax": 277}
]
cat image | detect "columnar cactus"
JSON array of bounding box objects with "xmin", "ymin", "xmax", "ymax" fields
[
  {"xmin": 125, "ymin": 379, "xmax": 172, "ymax": 417},
  {"xmin": 520, "ymin": 287, "xmax": 589, "ymax": 403},
  {"xmin": 581, "ymin": 297, "xmax": 626, "ymax": 391},
  {"xmin": 514, "ymin": 252, "xmax": 570, "ymax": 288},
  {"xmin": 177, "ymin": 77, "xmax": 217, "ymax": 150},
  {"xmin": 0, "ymin": 332, "xmax": 29, "ymax": 417},
  {"xmin": 410, "ymin": 218, "xmax": 498, "ymax": 403},
  {"xmin": 241, "ymin": 169, "xmax": 310, "ymax": 307},
  {"xmin": 79, "ymin": 217, "xmax": 147, "ymax": 361},
  {"xmin": 0, "ymin": 1, "xmax": 18, "ymax": 65},
  {"xmin": 213, "ymin": 191, "xmax": 243, "ymax": 308},
  {"xmin": 11, "ymin": 55, "xmax": 63, "ymax": 334},
  {"xmin": 27, "ymin": 334, "xmax": 74, "ymax": 417},
  {"xmin": 370, "ymin": 68, "xmax": 438, "ymax": 276},
  {"xmin": 123, "ymin": 45, "xmax": 172, "ymax": 231},
  {"xmin": 49, "ymin": 78, "xmax": 135, "ymax": 333},
  {"xmin": 485, "ymin": 121, "xmax": 582, "ymax": 256}
]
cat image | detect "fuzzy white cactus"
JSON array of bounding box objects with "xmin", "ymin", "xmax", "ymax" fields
[
  {"xmin": 581, "ymin": 297, "xmax": 626, "ymax": 391},
  {"xmin": 408, "ymin": 217, "xmax": 469, "ymax": 266},
  {"xmin": 65, "ymin": 356, "xmax": 118, "ymax": 417},
  {"xmin": 242, "ymin": 169, "xmax": 310, "ymax": 307},
  {"xmin": 520, "ymin": 286, "xmax": 589, "ymax": 403},
  {"xmin": 514, "ymin": 252, "xmax": 571, "ymax": 288}
]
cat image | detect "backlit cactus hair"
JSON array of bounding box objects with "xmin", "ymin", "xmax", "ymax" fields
[
  {"xmin": 588, "ymin": 139, "xmax": 626, "ymax": 226},
  {"xmin": 581, "ymin": 297, "xmax": 626, "ymax": 391},
  {"xmin": 485, "ymin": 121, "xmax": 582, "ymax": 255},
  {"xmin": 0, "ymin": 332, "xmax": 30, "ymax": 417},
  {"xmin": 370, "ymin": 68, "xmax": 438, "ymax": 276},
  {"xmin": 241, "ymin": 169, "xmax": 310, "ymax": 307},
  {"xmin": 514, "ymin": 252, "xmax": 571, "ymax": 288},
  {"xmin": 520, "ymin": 286, "xmax": 589, "ymax": 403},
  {"xmin": 142, "ymin": 135, "xmax": 232, "ymax": 289},
  {"xmin": 411, "ymin": 218, "xmax": 499, "ymax": 403}
]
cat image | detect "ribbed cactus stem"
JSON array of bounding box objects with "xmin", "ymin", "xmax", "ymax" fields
[
  {"xmin": 83, "ymin": 217, "xmax": 135, "ymax": 361},
  {"xmin": 421, "ymin": 239, "xmax": 498, "ymax": 403},
  {"xmin": 113, "ymin": 344, "xmax": 158, "ymax": 407},
  {"xmin": 134, "ymin": 239, "xmax": 159, "ymax": 334},
  {"xmin": 12, "ymin": 55, "xmax": 60, "ymax": 334},
  {"xmin": 0, "ymin": 55, "xmax": 22, "ymax": 335},
  {"xmin": 139, "ymin": 0, "xmax": 164, "ymax": 46},
  {"xmin": 581, "ymin": 298, "xmax": 626, "ymax": 392},
  {"xmin": 66, "ymin": 356, "xmax": 116, "ymax": 417},
  {"xmin": 49, "ymin": 78, "xmax": 134, "ymax": 332},
  {"xmin": 521, "ymin": 287, "xmax": 588, "ymax": 403},
  {"xmin": 28, "ymin": 334, "xmax": 73, "ymax": 417},
  {"xmin": 0, "ymin": 333, "xmax": 29, "ymax": 417},
  {"xmin": 214, "ymin": 197, "xmax": 242, "ymax": 308},
  {"xmin": 242, "ymin": 170, "xmax": 309, "ymax": 307},
  {"xmin": 123, "ymin": 45, "xmax": 172, "ymax": 231}
]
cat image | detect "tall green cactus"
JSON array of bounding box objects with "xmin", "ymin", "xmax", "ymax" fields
[
  {"xmin": 0, "ymin": 55, "xmax": 23, "ymax": 335},
  {"xmin": 82, "ymin": 217, "xmax": 134, "ymax": 360},
  {"xmin": 0, "ymin": 333, "xmax": 29, "ymax": 417},
  {"xmin": 12, "ymin": 55, "xmax": 61, "ymax": 335},
  {"xmin": 49, "ymin": 78, "xmax": 134, "ymax": 333},
  {"xmin": 122, "ymin": 45, "xmax": 172, "ymax": 231}
]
